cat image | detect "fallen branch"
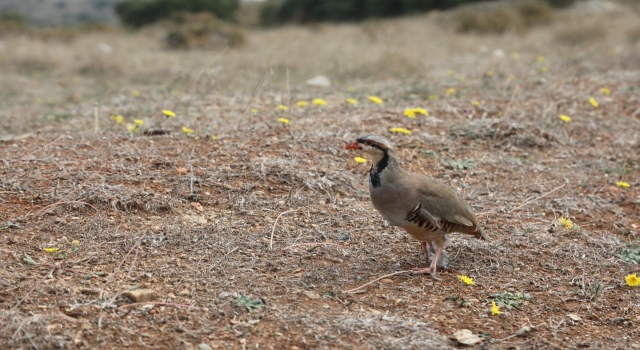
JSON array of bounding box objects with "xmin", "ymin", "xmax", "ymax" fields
[
  {"xmin": 279, "ymin": 242, "xmax": 339, "ymax": 253},
  {"xmin": 12, "ymin": 135, "xmax": 64, "ymax": 164},
  {"xmin": 508, "ymin": 182, "xmax": 567, "ymax": 213},
  {"xmin": 269, "ymin": 209, "xmax": 297, "ymax": 251},
  {"xmin": 342, "ymin": 270, "xmax": 412, "ymax": 294},
  {"xmin": 117, "ymin": 302, "xmax": 199, "ymax": 310}
]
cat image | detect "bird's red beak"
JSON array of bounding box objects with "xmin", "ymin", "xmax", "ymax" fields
[{"xmin": 345, "ymin": 141, "xmax": 361, "ymax": 150}]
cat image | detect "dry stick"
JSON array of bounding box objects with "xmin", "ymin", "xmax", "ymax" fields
[
  {"xmin": 508, "ymin": 182, "xmax": 567, "ymax": 213},
  {"xmin": 117, "ymin": 302, "xmax": 199, "ymax": 310},
  {"xmin": 243, "ymin": 68, "xmax": 272, "ymax": 133},
  {"xmin": 12, "ymin": 266, "xmax": 56, "ymax": 309},
  {"xmin": 501, "ymin": 85, "xmax": 520, "ymax": 120},
  {"xmin": 342, "ymin": 270, "xmax": 413, "ymax": 294},
  {"xmin": 99, "ymin": 233, "xmax": 145, "ymax": 300},
  {"xmin": 32, "ymin": 201, "xmax": 97, "ymax": 216},
  {"xmin": 94, "ymin": 102, "xmax": 100, "ymax": 134},
  {"xmin": 269, "ymin": 209, "xmax": 297, "ymax": 251},
  {"xmin": 279, "ymin": 242, "xmax": 339, "ymax": 252},
  {"xmin": 12, "ymin": 134, "xmax": 64, "ymax": 164},
  {"xmin": 31, "ymin": 171, "xmax": 100, "ymax": 216}
]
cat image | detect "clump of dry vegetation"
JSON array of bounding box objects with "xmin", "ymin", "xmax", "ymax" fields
[{"xmin": 0, "ymin": 2, "xmax": 639, "ymax": 349}]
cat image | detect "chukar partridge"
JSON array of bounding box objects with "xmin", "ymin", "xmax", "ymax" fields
[{"xmin": 345, "ymin": 134, "xmax": 488, "ymax": 277}]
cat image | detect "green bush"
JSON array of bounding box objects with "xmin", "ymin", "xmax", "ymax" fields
[
  {"xmin": 260, "ymin": 0, "xmax": 490, "ymax": 26},
  {"xmin": 163, "ymin": 12, "xmax": 245, "ymax": 50},
  {"xmin": 115, "ymin": 0, "xmax": 239, "ymax": 28}
]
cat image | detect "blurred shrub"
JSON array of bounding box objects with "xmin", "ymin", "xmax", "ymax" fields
[
  {"xmin": 555, "ymin": 21, "xmax": 606, "ymax": 46},
  {"xmin": 164, "ymin": 12, "xmax": 245, "ymax": 50},
  {"xmin": 544, "ymin": 0, "xmax": 574, "ymax": 8},
  {"xmin": 260, "ymin": 0, "xmax": 490, "ymax": 26},
  {"xmin": 30, "ymin": 27, "xmax": 79, "ymax": 42},
  {"xmin": 115, "ymin": 0, "xmax": 239, "ymax": 28},
  {"xmin": 0, "ymin": 12, "xmax": 27, "ymax": 37},
  {"xmin": 628, "ymin": 26, "xmax": 640, "ymax": 45},
  {"xmin": 454, "ymin": 1, "xmax": 552, "ymax": 34}
]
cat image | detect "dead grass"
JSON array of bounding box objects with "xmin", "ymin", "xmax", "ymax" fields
[{"xmin": 0, "ymin": 2, "xmax": 639, "ymax": 349}]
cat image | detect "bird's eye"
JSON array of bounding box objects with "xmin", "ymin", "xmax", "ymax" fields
[{"xmin": 364, "ymin": 140, "xmax": 374, "ymax": 146}]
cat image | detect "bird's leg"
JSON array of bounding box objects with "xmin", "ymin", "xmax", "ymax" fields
[
  {"xmin": 420, "ymin": 242, "xmax": 429, "ymax": 264},
  {"xmin": 428, "ymin": 247, "xmax": 443, "ymax": 279}
]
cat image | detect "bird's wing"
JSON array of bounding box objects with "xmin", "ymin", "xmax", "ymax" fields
[{"xmin": 403, "ymin": 176, "xmax": 478, "ymax": 234}]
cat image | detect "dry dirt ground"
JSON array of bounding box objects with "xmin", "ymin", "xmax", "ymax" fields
[{"xmin": 1, "ymin": 2, "xmax": 640, "ymax": 349}]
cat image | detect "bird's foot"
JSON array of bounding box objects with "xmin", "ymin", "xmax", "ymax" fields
[{"xmin": 412, "ymin": 267, "xmax": 441, "ymax": 280}]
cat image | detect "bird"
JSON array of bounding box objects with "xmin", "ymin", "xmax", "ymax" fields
[{"xmin": 345, "ymin": 134, "xmax": 488, "ymax": 278}]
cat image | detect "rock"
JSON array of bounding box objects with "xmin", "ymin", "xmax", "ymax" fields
[
  {"xmin": 179, "ymin": 289, "xmax": 190, "ymax": 296},
  {"xmin": 218, "ymin": 292, "xmax": 231, "ymax": 299},
  {"xmin": 196, "ymin": 344, "xmax": 213, "ymax": 350},
  {"xmin": 123, "ymin": 289, "xmax": 159, "ymax": 303},
  {"xmin": 303, "ymin": 291, "xmax": 320, "ymax": 299},
  {"xmin": 451, "ymin": 329, "xmax": 483, "ymax": 346},
  {"xmin": 380, "ymin": 278, "xmax": 394, "ymax": 284},
  {"xmin": 567, "ymin": 313, "xmax": 582, "ymax": 322},
  {"xmin": 306, "ymin": 75, "xmax": 331, "ymax": 88}
]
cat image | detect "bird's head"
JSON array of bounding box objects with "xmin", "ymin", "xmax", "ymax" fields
[{"xmin": 345, "ymin": 134, "xmax": 394, "ymax": 162}]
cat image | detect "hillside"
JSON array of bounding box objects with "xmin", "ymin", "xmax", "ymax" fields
[{"xmin": 0, "ymin": 0, "xmax": 120, "ymax": 26}]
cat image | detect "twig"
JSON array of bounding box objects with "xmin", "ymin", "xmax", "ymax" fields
[
  {"xmin": 31, "ymin": 201, "xmax": 97, "ymax": 216},
  {"xmin": 501, "ymin": 85, "xmax": 520, "ymax": 120},
  {"xmin": 243, "ymin": 67, "xmax": 272, "ymax": 133},
  {"xmin": 12, "ymin": 266, "xmax": 56, "ymax": 309},
  {"xmin": 99, "ymin": 233, "xmax": 145, "ymax": 300},
  {"xmin": 279, "ymin": 242, "xmax": 339, "ymax": 252},
  {"xmin": 508, "ymin": 182, "xmax": 567, "ymax": 213},
  {"xmin": 117, "ymin": 302, "xmax": 199, "ymax": 310},
  {"xmin": 31, "ymin": 171, "xmax": 100, "ymax": 217},
  {"xmin": 12, "ymin": 134, "xmax": 64, "ymax": 164},
  {"xmin": 269, "ymin": 209, "xmax": 297, "ymax": 251},
  {"xmin": 342, "ymin": 270, "xmax": 412, "ymax": 294}
]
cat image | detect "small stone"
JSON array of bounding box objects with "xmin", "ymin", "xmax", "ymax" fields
[
  {"xmin": 380, "ymin": 278, "xmax": 394, "ymax": 284},
  {"xmin": 196, "ymin": 344, "xmax": 213, "ymax": 350},
  {"xmin": 630, "ymin": 343, "xmax": 640, "ymax": 349},
  {"xmin": 179, "ymin": 289, "xmax": 190, "ymax": 296},
  {"xmin": 176, "ymin": 168, "xmax": 189, "ymax": 175},
  {"xmin": 303, "ymin": 291, "xmax": 320, "ymax": 299},
  {"xmin": 306, "ymin": 75, "xmax": 331, "ymax": 88},
  {"xmin": 123, "ymin": 289, "xmax": 159, "ymax": 303},
  {"xmin": 567, "ymin": 313, "xmax": 582, "ymax": 322},
  {"xmin": 218, "ymin": 291, "xmax": 231, "ymax": 299},
  {"xmin": 369, "ymin": 308, "xmax": 381, "ymax": 315},
  {"xmin": 451, "ymin": 329, "xmax": 483, "ymax": 346}
]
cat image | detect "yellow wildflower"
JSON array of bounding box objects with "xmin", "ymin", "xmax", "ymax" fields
[
  {"xmin": 541, "ymin": 66, "xmax": 548, "ymax": 73},
  {"xmin": 126, "ymin": 124, "xmax": 138, "ymax": 133},
  {"xmin": 111, "ymin": 115, "xmax": 124, "ymax": 124},
  {"xmin": 133, "ymin": 119, "xmax": 145, "ymax": 125},
  {"xmin": 71, "ymin": 240, "xmax": 80, "ymax": 247},
  {"xmin": 460, "ymin": 75, "xmax": 466, "ymax": 83},
  {"xmin": 182, "ymin": 127, "xmax": 194, "ymax": 134},
  {"xmin": 404, "ymin": 109, "xmax": 416, "ymax": 119},
  {"xmin": 509, "ymin": 75, "xmax": 517, "ymax": 81},
  {"xmin": 491, "ymin": 301, "xmax": 502, "ymax": 315},
  {"xmin": 312, "ymin": 98, "xmax": 327, "ymax": 106},
  {"xmin": 510, "ymin": 52, "xmax": 520, "ymax": 60},
  {"xmin": 251, "ymin": 108, "xmax": 258, "ymax": 114},
  {"xmin": 428, "ymin": 94, "xmax": 439, "ymax": 100},
  {"xmin": 131, "ymin": 90, "xmax": 141, "ymax": 97},
  {"xmin": 389, "ymin": 127, "xmax": 411, "ymax": 135},
  {"xmin": 346, "ymin": 87, "xmax": 356, "ymax": 92},
  {"xmin": 626, "ymin": 273, "xmax": 640, "ymax": 287},
  {"xmin": 485, "ymin": 71, "xmax": 494, "ymax": 78},
  {"xmin": 446, "ymin": 88, "xmax": 456, "ymax": 96},
  {"xmin": 412, "ymin": 108, "xmax": 428, "ymax": 116},
  {"xmin": 472, "ymin": 100, "xmax": 480, "ymax": 107},
  {"xmin": 457, "ymin": 275, "xmax": 476, "ymax": 286},
  {"xmin": 589, "ymin": 97, "xmax": 599, "ymax": 109},
  {"xmin": 368, "ymin": 96, "xmax": 383, "ymax": 104},
  {"xmin": 278, "ymin": 117, "xmax": 290, "ymax": 125},
  {"xmin": 211, "ymin": 136, "xmax": 218, "ymax": 141},
  {"xmin": 558, "ymin": 115, "xmax": 572, "ymax": 123},
  {"xmin": 537, "ymin": 55, "xmax": 545, "ymax": 63},
  {"xmin": 162, "ymin": 110, "xmax": 176, "ymax": 117},
  {"xmin": 346, "ymin": 98, "xmax": 358, "ymax": 105},
  {"xmin": 278, "ymin": 104, "xmax": 288, "ymax": 111},
  {"xmin": 447, "ymin": 70, "xmax": 456, "ymax": 76},
  {"xmin": 171, "ymin": 89, "xmax": 179, "ymax": 95},
  {"xmin": 354, "ymin": 156, "xmax": 367, "ymax": 164},
  {"xmin": 43, "ymin": 247, "xmax": 59, "ymax": 253},
  {"xmin": 616, "ymin": 181, "xmax": 630, "ymax": 188},
  {"xmin": 558, "ymin": 217, "xmax": 574, "ymax": 230},
  {"xmin": 297, "ymin": 101, "xmax": 309, "ymax": 107},
  {"xmin": 600, "ymin": 87, "xmax": 610, "ymax": 95}
]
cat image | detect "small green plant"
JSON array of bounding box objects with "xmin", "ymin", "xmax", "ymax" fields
[
  {"xmin": 442, "ymin": 159, "xmax": 475, "ymax": 170},
  {"xmin": 490, "ymin": 292, "xmax": 532, "ymax": 310},
  {"xmin": 619, "ymin": 246, "xmax": 640, "ymax": 264},
  {"xmin": 233, "ymin": 295, "xmax": 265, "ymax": 312}
]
